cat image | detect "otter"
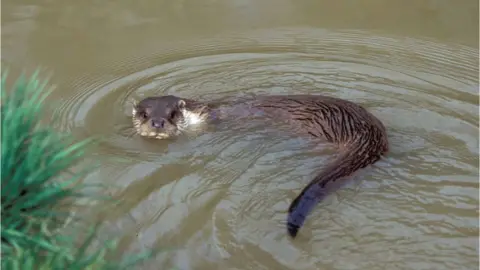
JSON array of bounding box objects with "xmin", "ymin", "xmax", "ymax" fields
[{"xmin": 132, "ymin": 94, "xmax": 389, "ymax": 238}]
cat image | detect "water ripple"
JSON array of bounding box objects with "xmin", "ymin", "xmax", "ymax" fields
[{"xmin": 53, "ymin": 28, "xmax": 478, "ymax": 270}]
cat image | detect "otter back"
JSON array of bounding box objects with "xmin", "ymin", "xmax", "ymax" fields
[{"xmin": 250, "ymin": 95, "xmax": 389, "ymax": 237}]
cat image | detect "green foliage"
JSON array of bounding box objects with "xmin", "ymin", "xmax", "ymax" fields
[{"xmin": 1, "ymin": 72, "xmax": 152, "ymax": 269}]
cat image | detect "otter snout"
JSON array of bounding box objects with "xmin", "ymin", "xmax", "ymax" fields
[
  {"xmin": 150, "ymin": 118, "xmax": 165, "ymax": 129},
  {"xmin": 148, "ymin": 117, "xmax": 176, "ymax": 134}
]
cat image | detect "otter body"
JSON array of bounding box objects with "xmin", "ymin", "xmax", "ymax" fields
[{"xmin": 132, "ymin": 94, "xmax": 388, "ymax": 238}]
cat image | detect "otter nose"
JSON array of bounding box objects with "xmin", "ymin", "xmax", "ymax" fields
[{"xmin": 151, "ymin": 119, "xmax": 165, "ymax": 129}]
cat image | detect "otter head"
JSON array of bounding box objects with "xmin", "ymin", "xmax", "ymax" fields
[{"xmin": 132, "ymin": 95, "xmax": 189, "ymax": 139}]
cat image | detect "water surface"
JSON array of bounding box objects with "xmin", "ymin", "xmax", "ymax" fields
[{"xmin": 2, "ymin": 1, "xmax": 479, "ymax": 269}]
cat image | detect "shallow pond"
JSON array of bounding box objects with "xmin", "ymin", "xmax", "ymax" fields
[{"xmin": 2, "ymin": 1, "xmax": 479, "ymax": 269}]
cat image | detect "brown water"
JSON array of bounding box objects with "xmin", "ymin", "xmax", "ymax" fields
[{"xmin": 2, "ymin": 1, "xmax": 479, "ymax": 269}]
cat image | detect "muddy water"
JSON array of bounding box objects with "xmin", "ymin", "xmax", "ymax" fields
[{"xmin": 2, "ymin": 1, "xmax": 479, "ymax": 269}]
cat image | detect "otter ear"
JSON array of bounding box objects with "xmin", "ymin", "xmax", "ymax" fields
[{"xmin": 178, "ymin": 99, "xmax": 186, "ymax": 108}]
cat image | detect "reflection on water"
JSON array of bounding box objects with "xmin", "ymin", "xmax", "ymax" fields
[{"xmin": 2, "ymin": 1, "xmax": 479, "ymax": 270}]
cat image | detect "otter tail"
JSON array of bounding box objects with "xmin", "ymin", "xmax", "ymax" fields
[{"xmin": 287, "ymin": 145, "xmax": 380, "ymax": 238}]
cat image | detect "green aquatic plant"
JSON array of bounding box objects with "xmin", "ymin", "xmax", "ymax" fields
[{"xmin": 1, "ymin": 71, "xmax": 152, "ymax": 269}]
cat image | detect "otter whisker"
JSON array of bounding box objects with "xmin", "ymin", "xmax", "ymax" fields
[
  {"xmin": 129, "ymin": 97, "xmax": 138, "ymax": 108},
  {"xmin": 124, "ymin": 128, "xmax": 138, "ymax": 138}
]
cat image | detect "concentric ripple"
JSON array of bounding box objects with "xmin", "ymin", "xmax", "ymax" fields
[{"xmin": 54, "ymin": 28, "xmax": 478, "ymax": 270}]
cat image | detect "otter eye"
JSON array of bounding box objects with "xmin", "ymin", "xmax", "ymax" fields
[
  {"xmin": 170, "ymin": 110, "xmax": 177, "ymax": 119},
  {"xmin": 138, "ymin": 111, "xmax": 148, "ymax": 119}
]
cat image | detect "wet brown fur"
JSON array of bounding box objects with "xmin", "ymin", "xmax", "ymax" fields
[{"xmin": 133, "ymin": 94, "xmax": 389, "ymax": 238}]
